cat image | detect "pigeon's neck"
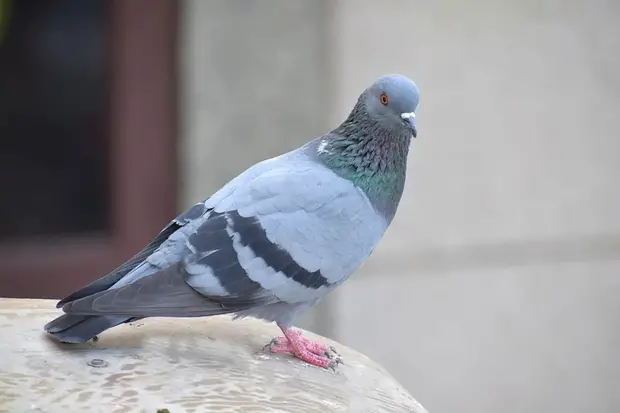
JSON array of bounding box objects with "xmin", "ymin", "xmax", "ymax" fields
[{"xmin": 316, "ymin": 108, "xmax": 411, "ymax": 221}]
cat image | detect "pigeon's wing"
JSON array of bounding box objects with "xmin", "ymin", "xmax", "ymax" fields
[
  {"xmin": 184, "ymin": 161, "xmax": 389, "ymax": 305},
  {"xmin": 56, "ymin": 201, "xmax": 211, "ymax": 308},
  {"xmin": 61, "ymin": 161, "xmax": 388, "ymax": 318},
  {"xmin": 61, "ymin": 262, "xmax": 260, "ymax": 317}
]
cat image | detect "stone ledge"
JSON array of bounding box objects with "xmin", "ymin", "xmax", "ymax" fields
[{"xmin": 0, "ymin": 298, "xmax": 427, "ymax": 413}]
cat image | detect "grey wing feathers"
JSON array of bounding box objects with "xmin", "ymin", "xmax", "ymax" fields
[
  {"xmin": 60, "ymin": 204, "xmax": 335, "ymax": 318},
  {"xmin": 181, "ymin": 209, "xmax": 330, "ymax": 301},
  {"xmin": 61, "ymin": 264, "xmax": 269, "ymax": 317},
  {"xmin": 182, "ymin": 211, "xmax": 265, "ymax": 298}
]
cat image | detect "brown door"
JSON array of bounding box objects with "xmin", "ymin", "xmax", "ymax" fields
[{"xmin": 0, "ymin": 0, "xmax": 178, "ymax": 298}]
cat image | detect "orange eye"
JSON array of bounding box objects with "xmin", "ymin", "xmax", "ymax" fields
[{"xmin": 379, "ymin": 93, "xmax": 389, "ymax": 105}]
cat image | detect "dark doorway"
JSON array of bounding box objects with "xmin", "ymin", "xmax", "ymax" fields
[{"xmin": 0, "ymin": 0, "xmax": 178, "ymax": 298}]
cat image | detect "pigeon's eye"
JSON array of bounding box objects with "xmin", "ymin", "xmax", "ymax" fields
[{"xmin": 379, "ymin": 93, "xmax": 389, "ymax": 105}]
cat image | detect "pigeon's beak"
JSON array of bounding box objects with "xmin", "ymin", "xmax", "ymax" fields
[{"xmin": 401, "ymin": 112, "xmax": 417, "ymax": 138}]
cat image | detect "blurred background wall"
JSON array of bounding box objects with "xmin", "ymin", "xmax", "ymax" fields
[{"xmin": 1, "ymin": 1, "xmax": 619, "ymax": 412}]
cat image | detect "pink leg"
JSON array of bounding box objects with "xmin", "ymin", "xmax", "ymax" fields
[{"xmin": 266, "ymin": 326, "xmax": 341, "ymax": 369}]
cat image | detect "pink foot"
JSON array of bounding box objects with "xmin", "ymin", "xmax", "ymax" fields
[
  {"xmin": 269, "ymin": 335, "xmax": 331, "ymax": 355},
  {"xmin": 265, "ymin": 326, "xmax": 342, "ymax": 369}
]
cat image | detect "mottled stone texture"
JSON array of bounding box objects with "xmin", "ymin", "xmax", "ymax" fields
[{"xmin": 0, "ymin": 299, "xmax": 426, "ymax": 413}]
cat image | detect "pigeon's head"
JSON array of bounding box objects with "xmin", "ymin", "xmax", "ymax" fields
[{"xmin": 361, "ymin": 74, "xmax": 420, "ymax": 138}]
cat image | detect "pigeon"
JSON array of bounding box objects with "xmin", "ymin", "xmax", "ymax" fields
[{"xmin": 44, "ymin": 73, "xmax": 420, "ymax": 369}]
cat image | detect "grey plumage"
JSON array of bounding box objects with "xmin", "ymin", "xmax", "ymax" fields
[{"xmin": 44, "ymin": 74, "xmax": 421, "ymax": 346}]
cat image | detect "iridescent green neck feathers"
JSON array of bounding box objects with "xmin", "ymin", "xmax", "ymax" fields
[{"xmin": 316, "ymin": 102, "xmax": 411, "ymax": 221}]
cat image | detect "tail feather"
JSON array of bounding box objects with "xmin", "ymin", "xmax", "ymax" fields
[
  {"xmin": 44, "ymin": 313, "xmax": 88, "ymax": 333},
  {"xmin": 44, "ymin": 313, "xmax": 130, "ymax": 343}
]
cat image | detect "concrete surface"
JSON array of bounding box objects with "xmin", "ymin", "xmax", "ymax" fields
[{"xmin": 0, "ymin": 298, "xmax": 425, "ymax": 413}]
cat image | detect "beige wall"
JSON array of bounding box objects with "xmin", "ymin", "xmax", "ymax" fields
[
  {"xmin": 179, "ymin": 1, "xmax": 620, "ymax": 412},
  {"xmin": 178, "ymin": 0, "xmax": 332, "ymax": 207}
]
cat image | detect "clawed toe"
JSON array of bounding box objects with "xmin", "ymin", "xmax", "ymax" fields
[
  {"xmin": 323, "ymin": 344, "xmax": 341, "ymax": 361},
  {"xmin": 264, "ymin": 336, "xmax": 289, "ymax": 352},
  {"xmin": 327, "ymin": 345, "xmax": 339, "ymax": 356},
  {"xmin": 263, "ymin": 338, "xmax": 277, "ymax": 350},
  {"xmin": 327, "ymin": 356, "xmax": 343, "ymax": 370}
]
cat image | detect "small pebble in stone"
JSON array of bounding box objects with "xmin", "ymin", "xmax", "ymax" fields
[{"xmin": 87, "ymin": 358, "xmax": 109, "ymax": 368}]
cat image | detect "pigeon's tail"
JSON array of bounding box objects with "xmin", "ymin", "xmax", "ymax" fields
[
  {"xmin": 44, "ymin": 255, "xmax": 159, "ymax": 343},
  {"xmin": 44, "ymin": 313, "xmax": 132, "ymax": 343}
]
